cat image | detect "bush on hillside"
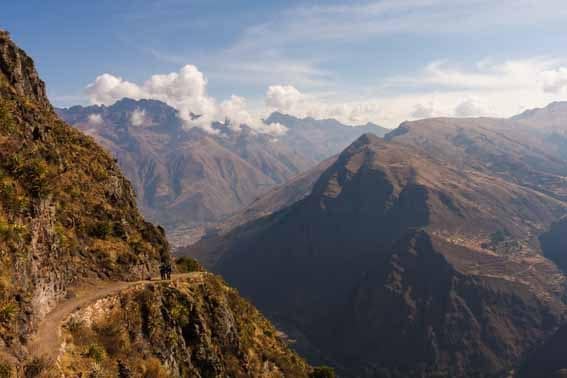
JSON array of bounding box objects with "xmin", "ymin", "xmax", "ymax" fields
[
  {"xmin": 175, "ymin": 256, "xmax": 204, "ymax": 273},
  {"xmin": 310, "ymin": 366, "xmax": 335, "ymax": 378}
]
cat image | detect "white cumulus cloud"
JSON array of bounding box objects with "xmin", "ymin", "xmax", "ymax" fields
[
  {"xmin": 411, "ymin": 103, "xmax": 435, "ymax": 119},
  {"xmin": 85, "ymin": 65, "xmax": 285, "ymax": 136},
  {"xmin": 86, "ymin": 74, "xmax": 144, "ymax": 105},
  {"xmin": 454, "ymin": 98, "xmax": 489, "ymax": 117},
  {"xmin": 264, "ymin": 57, "xmax": 567, "ymax": 128},
  {"xmin": 542, "ymin": 67, "xmax": 567, "ymax": 95},
  {"xmin": 265, "ymin": 85, "xmax": 385, "ymax": 125},
  {"xmin": 87, "ymin": 113, "xmax": 104, "ymax": 125},
  {"xmin": 220, "ymin": 95, "xmax": 288, "ymax": 136},
  {"xmin": 266, "ymin": 85, "xmax": 306, "ymax": 114},
  {"xmin": 130, "ymin": 108, "xmax": 147, "ymax": 126}
]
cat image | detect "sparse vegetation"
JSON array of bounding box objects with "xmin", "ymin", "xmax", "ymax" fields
[
  {"xmin": 0, "ymin": 302, "xmax": 17, "ymax": 323},
  {"xmin": 59, "ymin": 276, "xmax": 311, "ymax": 377},
  {"xmin": 87, "ymin": 221, "xmax": 113, "ymax": 239},
  {"xmin": 0, "ymin": 31, "xmax": 169, "ymax": 368},
  {"xmin": 175, "ymin": 256, "xmax": 203, "ymax": 273},
  {"xmin": 310, "ymin": 366, "xmax": 336, "ymax": 378},
  {"xmin": 0, "ymin": 362, "xmax": 11, "ymax": 378},
  {"xmin": 85, "ymin": 344, "xmax": 106, "ymax": 363},
  {"xmin": 490, "ymin": 229, "xmax": 509, "ymax": 245},
  {"xmin": 23, "ymin": 356, "xmax": 53, "ymax": 378}
]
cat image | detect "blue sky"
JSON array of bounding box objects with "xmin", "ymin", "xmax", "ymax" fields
[{"xmin": 4, "ymin": 0, "xmax": 567, "ymax": 129}]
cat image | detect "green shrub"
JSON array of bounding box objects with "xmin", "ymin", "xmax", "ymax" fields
[
  {"xmin": 490, "ymin": 230, "xmax": 508, "ymax": 244},
  {"xmin": 21, "ymin": 159, "xmax": 52, "ymax": 198},
  {"xmin": 170, "ymin": 303, "xmax": 190, "ymax": 327},
  {"xmin": 66, "ymin": 316, "xmax": 84, "ymax": 334},
  {"xmin": 85, "ymin": 343, "xmax": 106, "ymax": 362},
  {"xmin": 175, "ymin": 257, "xmax": 203, "ymax": 273},
  {"xmin": 24, "ymin": 356, "xmax": 52, "ymax": 378},
  {"xmin": 117, "ymin": 360, "xmax": 132, "ymax": 378},
  {"xmin": 0, "ymin": 362, "xmax": 11, "ymax": 378},
  {"xmin": 88, "ymin": 221, "xmax": 113, "ymax": 239},
  {"xmin": 93, "ymin": 321, "xmax": 129, "ymax": 355},
  {"xmin": 112, "ymin": 222, "xmax": 127, "ymax": 240},
  {"xmin": 310, "ymin": 366, "xmax": 336, "ymax": 378},
  {"xmin": 0, "ymin": 221, "xmax": 11, "ymax": 241},
  {"xmin": 0, "ymin": 303, "xmax": 17, "ymax": 323}
]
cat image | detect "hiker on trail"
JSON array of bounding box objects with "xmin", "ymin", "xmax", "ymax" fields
[
  {"xmin": 166, "ymin": 263, "xmax": 172, "ymax": 280},
  {"xmin": 159, "ymin": 263, "xmax": 166, "ymax": 280}
]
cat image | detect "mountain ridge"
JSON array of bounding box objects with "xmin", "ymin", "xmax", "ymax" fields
[{"xmin": 183, "ymin": 115, "xmax": 567, "ymax": 376}]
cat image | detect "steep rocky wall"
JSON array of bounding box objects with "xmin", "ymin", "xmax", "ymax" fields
[
  {"xmin": 0, "ymin": 30, "xmax": 169, "ymax": 357},
  {"xmin": 58, "ymin": 274, "xmax": 311, "ymax": 377},
  {"xmin": 0, "ymin": 30, "xmax": 50, "ymax": 109}
]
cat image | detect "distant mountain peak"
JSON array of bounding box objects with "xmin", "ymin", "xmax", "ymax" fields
[
  {"xmin": 265, "ymin": 111, "xmax": 388, "ymax": 132},
  {"xmin": 512, "ymin": 101, "xmax": 567, "ymax": 119},
  {"xmin": 511, "ymin": 101, "xmax": 567, "ymax": 131}
]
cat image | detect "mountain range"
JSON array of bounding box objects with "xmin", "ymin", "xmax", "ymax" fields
[
  {"xmin": 6, "ymin": 23, "xmax": 567, "ymax": 377},
  {"xmin": 181, "ymin": 104, "xmax": 567, "ymax": 376},
  {"xmin": 57, "ymin": 101, "xmax": 387, "ymax": 246}
]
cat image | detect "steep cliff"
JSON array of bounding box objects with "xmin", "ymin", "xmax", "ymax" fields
[
  {"xmin": 58, "ymin": 274, "xmax": 310, "ymax": 377},
  {"xmin": 0, "ymin": 30, "xmax": 311, "ymax": 377},
  {"xmin": 0, "ymin": 30, "xmax": 170, "ymax": 359}
]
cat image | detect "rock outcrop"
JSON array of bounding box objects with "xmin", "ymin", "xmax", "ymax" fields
[
  {"xmin": 59, "ymin": 273, "xmax": 311, "ymax": 377},
  {"xmin": 0, "ymin": 30, "xmax": 50, "ymax": 109}
]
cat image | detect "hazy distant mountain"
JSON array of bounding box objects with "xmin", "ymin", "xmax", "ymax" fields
[
  {"xmin": 266, "ymin": 111, "xmax": 388, "ymax": 161},
  {"xmin": 512, "ymin": 101, "xmax": 567, "ymax": 130},
  {"xmin": 57, "ymin": 100, "xmax": 291, "ymax": 237},
  {"xmin": 511, "ymin": 101, "xmax": 567, "ymax": 160},
  {"xmin": 183, "ymin": 114, "xmax": 567, "ymax": 376},
  {"xmin": 57, "ymin": 101, "xmax": 387, "ymax": 245}
]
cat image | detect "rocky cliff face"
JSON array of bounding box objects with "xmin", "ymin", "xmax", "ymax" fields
[
  {"xmin": 0, "ymin": 31, "xmax": 311, "ymax": 378},
  {"xmin": 0, "ymin": 31, "xmax": 169, "ymax": 358},
  {"xmin": 0, "ymin": 30, "xmax": 50, "ymax": 109},
  {"xmin": 59, "ymin": 274, "xmax": 311, "ymax": 378}
]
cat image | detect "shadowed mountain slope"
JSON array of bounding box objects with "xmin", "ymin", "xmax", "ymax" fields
[
  {"xmin": 185, "ymin": 118, "xmax": 567, "ymax": 376},
  {"xmin": 178, "ymin": 156, "xmax": 336, "ymax": 266}
]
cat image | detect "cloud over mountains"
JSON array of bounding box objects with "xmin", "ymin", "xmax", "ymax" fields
[
  {"xmin": 85, "ymin": 55, "xmax": 567, "ymax": 131},
  {"xmin": 86, "ymin": 65, "xmax": 286, "ymax": 135}
]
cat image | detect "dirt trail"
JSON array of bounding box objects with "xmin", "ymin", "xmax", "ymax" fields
[{"xmin": 27, "ymin": 272, "xmax": 202, "ymax": 362}]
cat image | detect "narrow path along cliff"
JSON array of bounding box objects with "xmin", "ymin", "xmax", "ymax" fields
[{"xmin": 27, "ymin": 272, "xmax": 205, "ymax": 362}]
